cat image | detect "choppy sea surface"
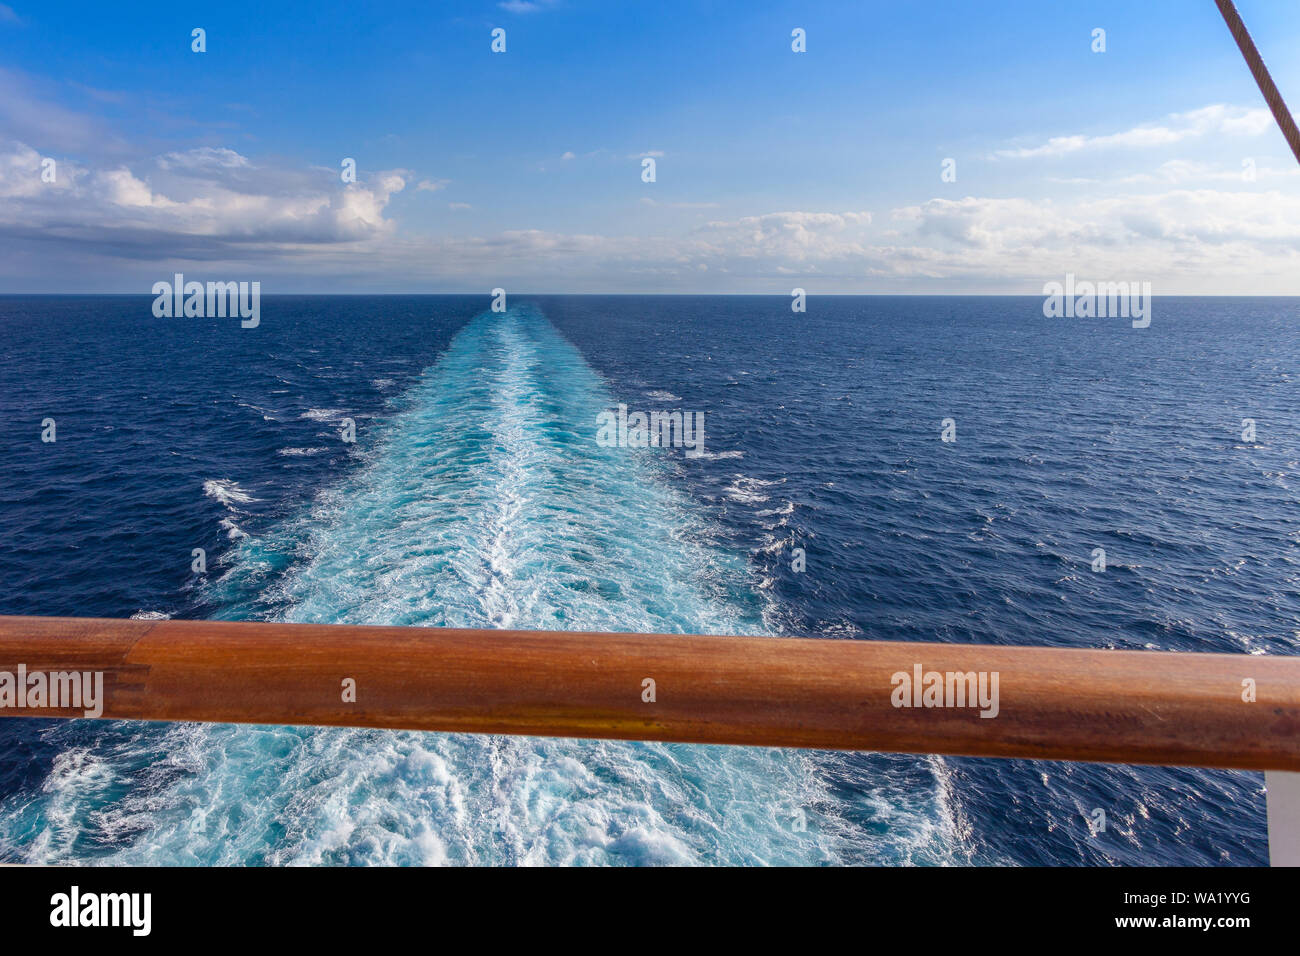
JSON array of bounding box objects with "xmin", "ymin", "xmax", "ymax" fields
[{"xmin": 0, "ymin": 294, "xmax": 1296, "ymax": 865}]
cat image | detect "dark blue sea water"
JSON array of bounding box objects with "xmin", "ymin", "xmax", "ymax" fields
[{"xmin": 0, "ymin": 294, "xmax": 1295, "ymax": 865}]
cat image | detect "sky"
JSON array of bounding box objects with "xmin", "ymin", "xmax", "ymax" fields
[{"xmin": 1, "ymin": 0, "xmax": 1299, "ymax": 293}]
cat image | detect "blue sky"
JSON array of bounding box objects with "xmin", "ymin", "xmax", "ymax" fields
[{"xmin": 2, "ymin": 0, "xmax": 1299, "ymax": 292}]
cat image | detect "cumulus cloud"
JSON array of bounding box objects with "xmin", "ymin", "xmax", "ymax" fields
[
  {"xmin": 885, "ymin": 190, "xmax": 1300, "ymax": 287},
  {"xmin": 2, "ymin": 93, "xmax": 1298, "ymax": 293},
  {"xmin": 893, "ymin": 191, "xmax": 1300, "ymax": 248},
  {"xmin": 6, "ymin": 138, "xmax": 1300, "ymax": 291},
  {"xmin": 359, "ymin": 196, "xmax": 1299, "ymax": 291},
  {"xmin": 0, "ymin": 139, "xmax": 409, "ymax": 261}
]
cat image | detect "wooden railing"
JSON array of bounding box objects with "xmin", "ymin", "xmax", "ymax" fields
[{"xmin": 0, "ymin": 615, "xmax": 1296, "ymax": 771}]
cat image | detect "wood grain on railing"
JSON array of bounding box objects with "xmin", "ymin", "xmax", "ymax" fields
[{"xmin": 0, "ymin": 616, "xmax": 1296, "ymax": 770}]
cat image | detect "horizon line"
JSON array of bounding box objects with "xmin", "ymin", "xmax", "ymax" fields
[{"xmin": 3, "ymin": 291, "xmax": 1300, "ymax": 298}]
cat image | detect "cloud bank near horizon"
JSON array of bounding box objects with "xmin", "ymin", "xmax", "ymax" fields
[{"xmin": 2, "ymin": 63, "xmax": 1299, "ymax": 293}]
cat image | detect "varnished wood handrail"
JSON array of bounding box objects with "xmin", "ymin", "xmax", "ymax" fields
[{"xmin": 0, "ymin": 615, "xmax": 1296, "ymax": 770}]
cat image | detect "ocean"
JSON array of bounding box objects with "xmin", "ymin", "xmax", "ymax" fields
[{"xmin": 0, "ymin": 294, "xmax": 1295, "ymax": 865}]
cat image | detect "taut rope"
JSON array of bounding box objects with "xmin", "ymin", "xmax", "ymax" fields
[{"xmin": 1215, "ymin": 0, "xmax": 1300, "ymax": 167}]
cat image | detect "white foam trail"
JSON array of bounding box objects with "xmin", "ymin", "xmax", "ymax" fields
[
  {"xmin": 1, "ymin": 306, "xmax": 959, "ymax": 867},
  {"xmin": 202, "ymin": 479, "xmax": 257, "ymax": 508},
  {"xmin": 300, "ymin": 408, "xmax": 347, "ymax": 421}
]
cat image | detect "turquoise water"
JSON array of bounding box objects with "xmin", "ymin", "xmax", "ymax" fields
[
  {"xmin": 4, "ymin": 293, "xmax": 1293, "ymax": 865},
  {"xmin": 0, "ymin": 305, "xmax": 957, "ymax": 865}
]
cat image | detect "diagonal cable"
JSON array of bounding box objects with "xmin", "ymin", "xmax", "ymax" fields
[{"xmin": 1215, "ymin": 0, "xmax": 1300, "ymax": 167}]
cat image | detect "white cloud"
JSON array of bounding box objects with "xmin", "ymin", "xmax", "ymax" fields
[
  {"xmin": 0, "ymin": 141, "xmax": 77, "ymax": 199},
  {"xmin": 157, "ymin": 147, "xmax": 251, "ymax": 171},
  {"xmin": 692, "ymin": 211, "xmax": 872, "ymax": 260},
  {"xmin": 100, "ymin": 167, "xmax": 164, "ymax": 208},
  {"xmin": 3, "ymin": 126, "xmax": 1300, "ymax": 293},
  {"xmin": 416, "ymin": 178, "xmax": 449, "ymax": 192},
  {"xmin": 1115, "ymin": 158, "xmax": 1299, "ymax": 185},
  {"xmin": 0, "ymin": 139, "xmax": 408, "ymax": 255},
  {"xmin": 560, "ymin": 151, "xmax": 575, "ymax": 160},
  {"xmin": 885, "ymin": 190, "xmax": 1300, "ymax": 288},
  {"xmin": 995, "ymin": 105, "xmax": 1274, "ymax": 159},
  {"xmin": 0, "ymin": 67, "xmax": 118, "ymax": 152},
  {"xmin": 498, "ymin": 0, "xmax": 558, "ymax": 12}
]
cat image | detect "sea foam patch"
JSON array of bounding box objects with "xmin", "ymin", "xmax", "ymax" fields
[{"xmin": 0, "ymin": 305, "xmax": 959, "ymax": 867}]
